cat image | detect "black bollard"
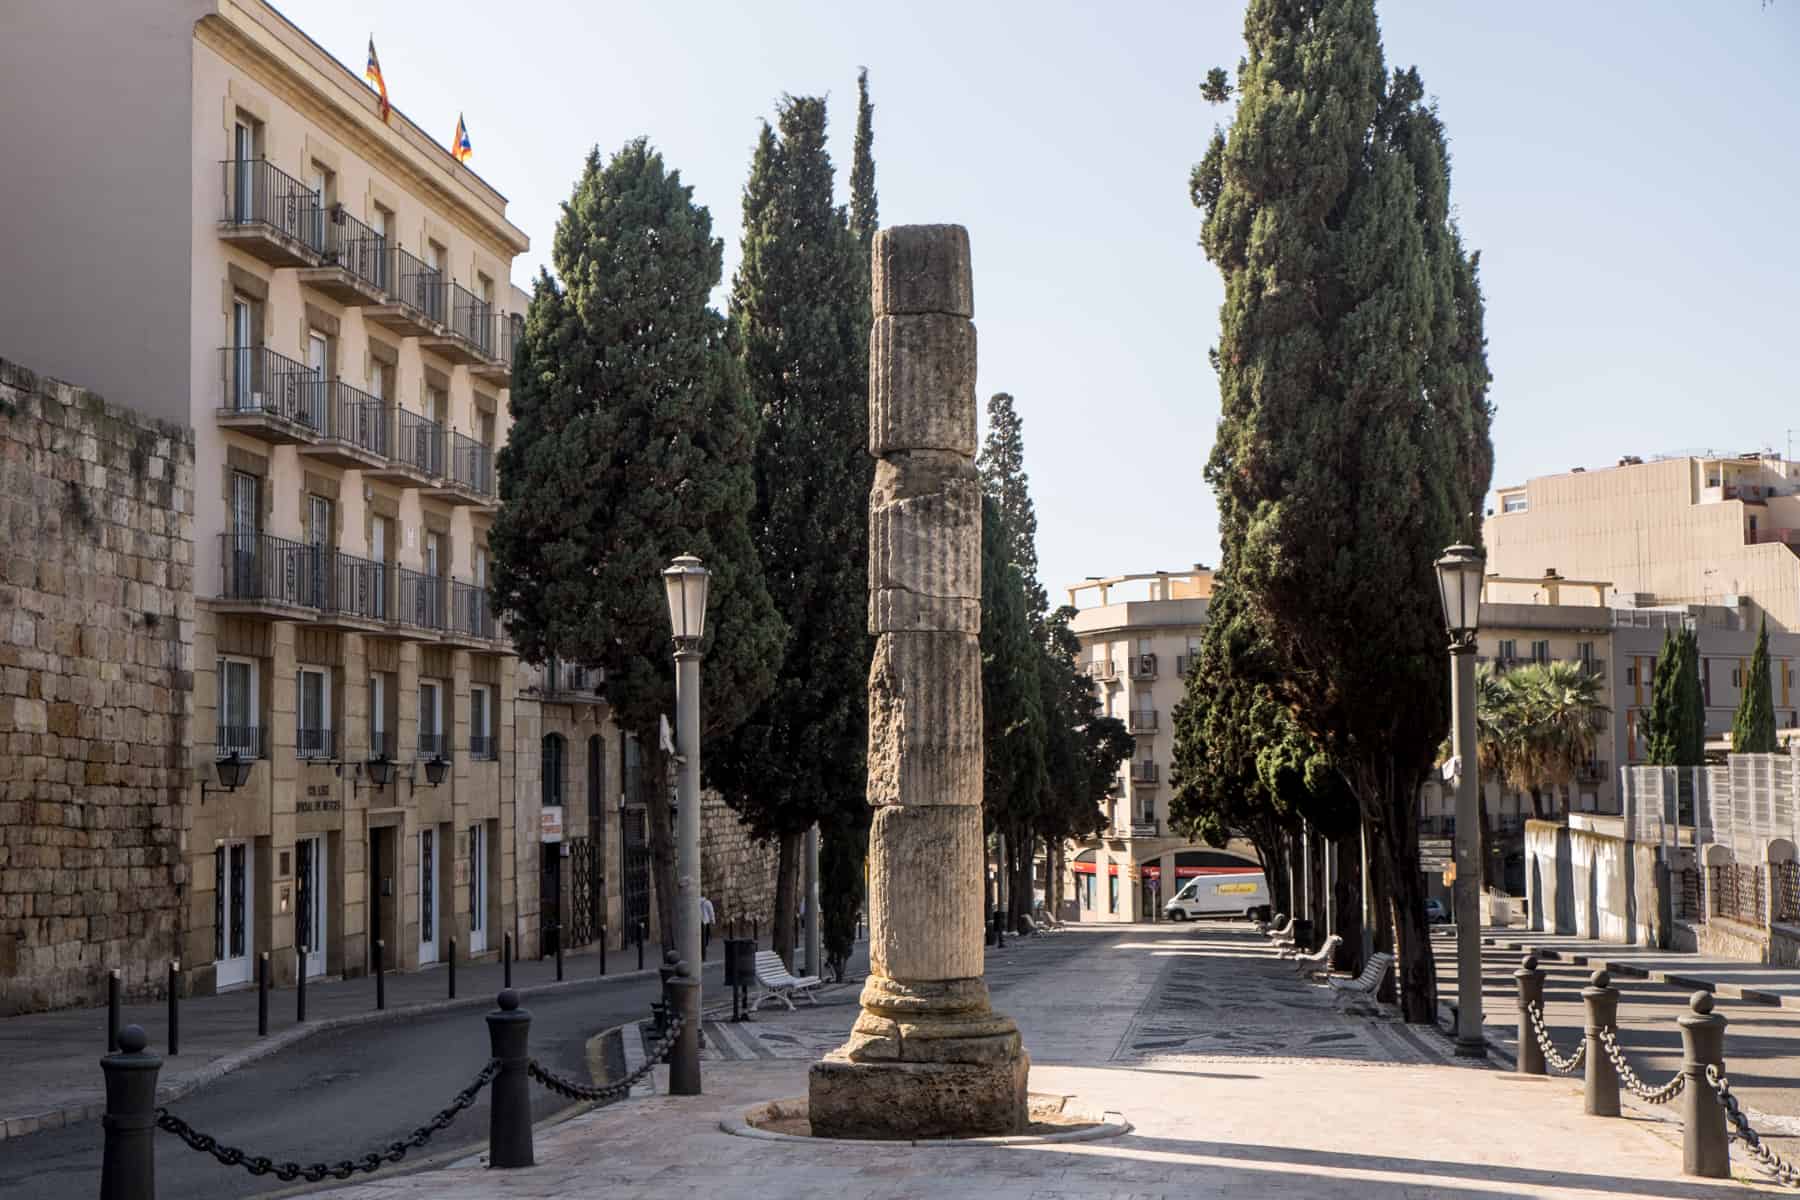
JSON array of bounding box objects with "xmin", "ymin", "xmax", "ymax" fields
[
  {"xmin": 449, "ymin": 937, "xmax": 457, "ymax": 1000},
  {"xmin": 555, "ymin": 924, "xmax": 564, "ymax": 982},
  {"xmin": 1680, "ymin": 991, "xmax": 1729, "ymax": 1178},
  {"xmin": 166, "ymin": 961, "xmax": 179, "ymax": 1057},
  {"xmin": 666, "ymin": 960, "xmax": 702, "ymax": 1097},
  {"xmin": 486, "ymin": 990, "xmax": 534, "ymax": 1168},
  {"xmin": 107, "ymin": 968, "xmax": 121, "ymax": 1052},
  {"xmin": 1583, "ymin": 969, "xmax": 1621, "ymax": 1117},
  {"xmin": 752, "ymin": 917, "xmax": 758, "ymax": 949},
  {"xmin": 1514, "ymin": 954, "xmax": 1545, "ymax": 1076},
  {"xmin": 636, "ymin": 921, "xmax": 645, "ymax": 972},
  {"xmin": 503, "ymin": 931, "xmax": 513, "ymax": 988},
  {"xmin": 296, "ymin": 947, "xmax": 307, "ymax": 1024},
  {"xmin": 100, "ymin": 1025, "xmax": 161, "ymax": 1200},
  {"xmin": 599, "ymin": 924, "xmax": 607, "ymax": 977},
  {"xmin": 375, "ymin": 939, "xmax": 386, "ymax": 1011},
  {"xmin": 257, "ymin": 953, "xmax": 269, "ymax": 1036}
]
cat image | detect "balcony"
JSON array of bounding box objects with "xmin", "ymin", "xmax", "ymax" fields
[
  {"xmin": 541, "ymin": 656, "xmax": 605, "ymax": 704},
  {"xmin": 1085, "ymin": 660, "xmax": 1117, "ymax": 682},
  {"xmin": 470, "ymin": 312, "xmax": 522, "ymax": 385},
  {"xmin": 1578, "ymin": 758, "xmax": 1608, "ymax": 783},
  {"xmin": 1128, "ymin": 654, "xmax": 1158, "ymax": 680},
  {"xmin": 447, "ymin": 578, "xmax": 500, "ymax": 646},
  {"xmin": 468, "ymin": 734, "xmax": 496, "ymax": 762},
  {"xmin": 296, "ymin": 207, "xmax": 386, "ymax": 305},
  {"xmin": 314, "ymin": 549, "xmax": 389, "ymax": 632},
  {"xmin": 297, "ymin": 727, "xmax": 336, "ymax": 761},
  {"xmin": 216, "ymin": 532, "xmax": 322, "ymax": 618},
  {"xmin": 1130, "ymin": 820, "xmax": 1160, "ymax": 839},
  {"xmin": 217, "ymin": 347, "xmax": 326, "ymax": 445},
  {"xmin": 1127, "ymin": 710, "xmax": 1158, "ymax": 734},
  {"xmin": 365, "ymin": 247, "xmax": 447, "ymax": 337},
  {"xmin": 215, "ymin": 724, "xmax": 267, "ymax": 761},
  {"xmin": 1175, "ymin": 654, "xmax": 1194, "ymax": 677},
  {"xmin": 417, "ymin": 730, "xmax": 447, "ymax": 760},
  {"xmin": 420, "ymin": 282, "xmax": 493, "ymax": 366},
  {"xmin": 296, "ymin": 382, "xmax": 390, "ymax": 470},
  {"xmin": 365, "ymin": 409, "xmax": 445, "ymax": 487},
  {"xmin": 1131, "ymin": 762, "xmax": 1160, "ymax": 785},
  {"xmin": 218, "ymin": 159, "xmax": 322, "ymax": 267},
  {"xmin": 421, "ymin": 431, "xmax": 495, "ymax": 508},
  {"xmin": 396, "ymin": 568, "xmax": 448, "ymax": 638}
]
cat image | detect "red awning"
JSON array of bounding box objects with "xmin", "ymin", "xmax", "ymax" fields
[
  {"xmin": 1174, "ymin": 866, "xmax": 1265, "ymax": 879},
  {"xmin": 1142, "ymin": 866, "xmax": 1161, "ymax": 880}
]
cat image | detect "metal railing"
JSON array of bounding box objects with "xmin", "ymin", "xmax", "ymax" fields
[
  {"xmin": 1710, "ymin": 863, "xmax": 1764, "ymax": 925},
  {"xmin": 395, "ymin": 409, "xmax": 446, "ymax": 478},
  {"xmin": 320, "ymin": 207, "xmax": 385, "ymax": 290},
  {"xmin": 447, "ymin": 282, "xmax": 494, "ymax": 353},
  {"xmin": 468, "ymin": 734, "xmax": 496, "ymax": 761},
  {"xmin": 1130, "ymin": 820, "xmax": 1159, "ymax": 838},
  {"xmin": 215, "ymin": 725, "xmax": 265, "ymax": 760},
  {"xmin": 543, "ymin": 656, "xmax": 602, "ymax": 696},
  {"xmin": 321, "ymin": 549, "xmax": 388, "ymax": 623},
  {"xmin": 398, "ymin": 568, "xmax": 447, "ymax": 631},
  {"xmin": 487, "ymin": 312, "xmax": 523, "ymax": 374},
  {"xmin": 417, "ymin": 730, "xmax": 447, "ymax": 759},
  {"xmin": 450, "ymin": 579, "xmax": 494, "ymax": 640},
  {"xmin": 219, "ymin": 532, "xmax": 321, "ymax": 608},
  {"xmin": 1131, "ymin": 762, "xmax": 1159, "ymax": 783},
  {"xmin": 320, "ymin": 383, "xmax": 389, "ymax": 459},
  {"xmin": 1175, "ymin": 654, "xmax": 1194, "ymax": 676},
  {"xmin": 1679, "ymin": 867, "xmax": 1705, "ymax": 923},
  {"xmin": 1774, "ymin": 861, "xmax": 1800, "ymax": 925},
  {"xmin": 220, "ymin": 159, "xmax": 320, "ymax": 249},
  {"xmin": 297, "ymin": 727, "xmax": 335, "ymax": 760},
  {"xmin": 1086, "ymin": 660, "xmax": 1116, "ymax": 681},
  {"xmin": 1129, "ymin": 654, "xmax": 1158, "ymax": 680},
  {"xmin": 1127, "ymin": 710, "xmax": 1158, "ymax": 733},
  {"xmin": 384, "ymin": 246, "xmax": 446, "ymax": 326},
  {"xmin": 449, "ymin": 431, "xmax": 494, "ymax": 498},
  {"xmin": 220, "ymin": 346, "xmax": 326, "ymax": 431}
]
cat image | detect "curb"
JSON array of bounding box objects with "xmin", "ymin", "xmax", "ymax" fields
[
  {"xmin": 0, "ymin": 964, "xmax": 671, "ymax": 1142},
  {"xmin": 1481, "ymin": 935, "xmax": 1794, "ymax": 1009}
]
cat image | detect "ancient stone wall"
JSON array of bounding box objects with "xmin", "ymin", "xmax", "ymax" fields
[
  {"xmin": 0, "ymin": 356, "xmax": 195, "ymax": 1015},
  {"xmin": 701, "ymin": 790, "xmax": 778, "ymax": 931}
]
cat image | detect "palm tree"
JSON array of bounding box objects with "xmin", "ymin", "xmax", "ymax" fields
[
  {"xmin": 1470, "ymin": 663, "xmax": 1514, "ymax": 888},
  {"xmin": 1499, "ymin": 661, "xmax": 1609, "ymax": 820}
]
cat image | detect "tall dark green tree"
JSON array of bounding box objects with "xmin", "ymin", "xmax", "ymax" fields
[
  {"xmin": 708, "ymin": 96, "xmax": 871, "ymax": 970},
  {"xmin": 1733, "ymin": 616, "xmax": 1778, "ymax": 753},
  {"xmin": 491, "ymin": 139, "xmax": 785, "ymax": 953},
  {"xmin": 1192, "ymin": 0, "xmax": 1494, "ymax": 1020},
  {"xmin": 1646, "ymin": 628, "xmax": 1705, "ymax": 766},
  {"xmin": 978, "ymin": 393, "xmax": 1049, "ymax": 628},
  {"xmin": 980, "ymin": 493, "xmax": 1046, "ymax": 923},
  {"xmin": 819, "ymin": 68, "xmax": 879, "ymax": 981}
]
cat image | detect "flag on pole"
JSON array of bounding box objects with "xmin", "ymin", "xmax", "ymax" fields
[
  {"xmin": 452, "ymin": 113, "xmax": 472, "ymax": 164},
  {"xmin": 365, "ymin": 38, "xmax": 391, "ymax": 123}
]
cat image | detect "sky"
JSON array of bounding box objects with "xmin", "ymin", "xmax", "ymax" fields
[{"xmin": 286, "ymin": 0, "xmax": 1800, "ymax": 606}]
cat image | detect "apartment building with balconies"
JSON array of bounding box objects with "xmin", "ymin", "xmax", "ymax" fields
[
  {"xmin": 1062, "ymin": 568, "xmax": 1255, "ymax": 922},
  {"xmin": 1, "ymin": 2, "xmax": 530, "ymax": 995}
]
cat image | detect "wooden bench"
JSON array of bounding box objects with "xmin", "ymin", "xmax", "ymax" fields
[
  {"xmin": 752, "ymin": 950, "xmax": 822, "ymax": 1012},
  {"xmin": 1328, "ymin": 951, "xmax": 1394, "ymax": 1010}
]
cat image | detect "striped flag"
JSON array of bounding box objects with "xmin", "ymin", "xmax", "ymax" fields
[{"xmin": 364, "ymin": 38, "xmax": 391, "ymax": 123}]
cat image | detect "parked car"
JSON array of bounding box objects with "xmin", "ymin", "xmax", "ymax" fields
[
  {"xmin": 1424, "ymin": 897, "xmax": 1449, "ymax": 923},
  {"xmin": 1162, "ymin": 872, "xmax": 1269, "ymax": 921}
]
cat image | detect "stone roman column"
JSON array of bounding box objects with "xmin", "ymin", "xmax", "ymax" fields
[{"xmin": 806, "ymin": 224, "xmax": 1029, "ymax": 1139}]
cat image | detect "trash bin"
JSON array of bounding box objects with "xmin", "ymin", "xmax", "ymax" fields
[
  {"xmin": 724, "ymin": 938, "xmax": 756, "ymax": 987},
  {"xmin": 1290, "ymin": 918, "xmax": 1315, "ymax": 952}
]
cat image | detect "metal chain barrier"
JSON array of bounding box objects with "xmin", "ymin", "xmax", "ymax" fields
[
  {"xmin": 529, "ymin": 1015, "xmax": 685, "ymax": 1104},
  {"xmin": 1596, "ymin": 1027, "xmax": 1685, "ymax": 1104},
  {"xmin": 1707, "ymin": 1066, "xmax": 1800, "ymax": 1188},
  {"xmin": 156, "ymin": 1059, "xmax": 499, "ymax": 1182},
  {"xmin": 1525, "ymin": 1001, "xmax": 1586, "ymax": 1074}
]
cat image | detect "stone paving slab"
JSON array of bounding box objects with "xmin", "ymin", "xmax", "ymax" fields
[{"xmin": 1481, "ymin": 929, "xmax": 1800, "ymax": 1009}]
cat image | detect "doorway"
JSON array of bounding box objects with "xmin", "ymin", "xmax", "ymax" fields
[
  {"xmin": 419, "ymin": 826, "xmax": 439, "ymax": 964},
  {"xmin": 295, "ymin": 836, "xmax": 326, "ymax": 977},
  {"xmin": 540, "ymin": 844, "xmax": 562, "ymax": 958},
  {"xmin": 368, "ymin": 826, "xmax": 395, "ymax": 971},
  {"xmin": 469, "ymin": 822, "xmax": 488, "ymax": 954},
  {"xmin": 214, "ymin": 841, "xmax": 253, "ymax": 988}
]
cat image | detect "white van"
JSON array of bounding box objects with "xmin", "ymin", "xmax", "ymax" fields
[{"xmin": 1162, "ymin": 872, "xmax": 1269, "ymax": 921}]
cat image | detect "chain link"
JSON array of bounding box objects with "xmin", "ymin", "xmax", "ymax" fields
[
  {"xmin": 529, "ymin": 1015, "xmax": 685, "ymax": 1104},
  {"xmin": 1707, "ymin": 1066, "xmax": 1800, "ymax": 1188},
  {"xmin": 1595, "ymin": 1027, "xmax": 1685, "ymax": 1104},
  {"xmin": 1525, "ymin": 1001, "xmax": 1586, "ymax": 1074},
  {"xmin": 156, "ymin": 1059, "xmax": 499, "ymax": 1182}
]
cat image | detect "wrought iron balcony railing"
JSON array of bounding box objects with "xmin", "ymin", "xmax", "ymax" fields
[
  {"xmin": 319, "ymin": 382, "xmax": 390, "ymax": 459},
  {"xmin": 1127, "ymin": 710, "xmax": 1158, "ymax": 734},
  {"xmin": 450, "ymin": 578, "xmax": 495, "ymax": 640},
  {"xmin": 215, "ymin": 724, "xmax": 266, "ymax": 761},
  {"xmin": 1129, "ymin": 654, "xmax": 1158, "ymax": 680},
  {"xmin": 417, "ymin": 730, "xmax": 447, "ymax": 759},
  {"xmin": 218, "ymin": 532, "xmax": 321, "ymax": 609},
  {"xmin": 320, "ymin": 207, "xmax": 385, "ymax": 291},
  {"xmin": 385, "ymin": 246, "xmax": 447, "ymax": 326},
  {"xmin": 447, "ymin": 281, "xmax": 494, "ymax": 354},
  {"xmin": 398, "ymin": 568, "xmax": 447, "ymax": 632},
  {"xmin": 468, "ymin": 734, "xmax": 496, "ymax": 761},
  {"xmin": 395, "ymin": 409, "xmax": 446, "ymax": 478},
  {"xmin": 449, "ymin": 431, "xmax": 494, "ymax": 498},
  {"xmin": 219, "ymin": 346, "xmax": 326, "ymax": 430},
  {"xmin": 320, "ymin": 549, "xmax": 388, "ymax": 623},
  {"xmin": 220, "ymin": 158, "xmax": 320, "ymax": 249},
  {"xmin": 297, "ymin": 726, "xmax": 336, "ymax": 760}
]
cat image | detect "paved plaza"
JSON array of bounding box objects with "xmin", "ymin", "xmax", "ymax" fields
[{"xmin": 315, "ymin": 923, "xmax": 1787, "ymax": 1199}]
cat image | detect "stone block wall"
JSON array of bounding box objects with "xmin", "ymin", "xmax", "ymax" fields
[
  {"xmin": 0, "ymin": 356, "xmax": 195, "ymax": 1015},
  {"xmin": 701, "ymin": 790, "xmax": 778, "ymax": 931}
]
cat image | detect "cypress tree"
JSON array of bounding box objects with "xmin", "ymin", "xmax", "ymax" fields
[
  {"xmin": 1733, "ymin": 616, "xmax": 1778, "ymax": 753},
  {"xmin": 1645, "ymin": 630, "xmax": 1683, "ymax": 765},
  {"xmin": 849, "ymin": 68, "xmax": 878, "ymax": 251},
  {"xmin": 980, "ymin": 493, "xmax": 1046, "ymax": 925},
  {"xmin": 708, "ymin": 96, "xmax": 871, "ymax": 970},
  {"xmin": 1192, "ymin": 0, "xmax": 1493, "ymax": 1021},
  {"xmin": 491, "ymin": 139, "xmax": 785, "ymax": 952},
  {"xmin": 978, "ymin": 393, "xmax": 1049, "ymax": 629}
]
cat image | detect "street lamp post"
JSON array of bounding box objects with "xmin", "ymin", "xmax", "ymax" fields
[
  {"xmin": 663, "ymin": 554, "xmax": 709, "ymax": 1094},
  {"xmin": 1435, "ymin": 543, "xmax": 1487, "ymax": 1059}
]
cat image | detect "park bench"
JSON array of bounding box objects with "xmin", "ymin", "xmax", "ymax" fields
[
  {"xmin": 1283, "ymin": 934, "xmax": 1343, "ymax": 979},
  {"xmin": 1263, "ymin": 914, "xmax": 1294, "ymax": 941},
  {"xmin": 752, "ymin": 950, "xmax": 822, "ymax": 1012},
  {"xmin": 1328, "ymin": 950, "xmax": 1394, "ymax": 1011},
  {"xmin": 1256, "ymin": 911, "xmax": 1286, "ymax": 934}
]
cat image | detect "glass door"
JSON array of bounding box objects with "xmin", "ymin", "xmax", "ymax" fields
[
  {"xmin": 213, "ymin": 840, "xmax": 253, "ymax": 987},
  {"xmin": 468, "ymin": 823, "xmax": 487, "ymax": 954},
  {"xmin": 419, "ymin": 827, "xmax": 438, "ymax": 964},
  {"xmin": 296, "ymin": 836, "xmax": 326, "ymax": 977}
]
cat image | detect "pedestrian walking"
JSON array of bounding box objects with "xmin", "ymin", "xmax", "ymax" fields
[{"xmin": 700, "ymin": 894, "xmax": 715, "ymax": 959}]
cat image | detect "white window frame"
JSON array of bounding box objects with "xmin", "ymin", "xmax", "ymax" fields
[
  {"xmin": 298, "ymin": 667, "xmax": 332, "ymax": 759},
  {"xmin": 219, "ymin": 656, "xmax": 259, "ymax": 759},
  {"xmin": 470, "ymin": 684, "xmax": 491, "ymax": 759},
  {"xmin": 419, "ymin": 679, "xmax": 442, "ymax": 757}
]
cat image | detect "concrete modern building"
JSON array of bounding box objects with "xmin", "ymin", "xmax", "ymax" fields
[
  {"xmin": 1, "ymin": 1, "xmax": 537, "ymax": 994},
  {"xmin": 1061, "ymin": 569, "xmax": 1260, "ymax": 922}
]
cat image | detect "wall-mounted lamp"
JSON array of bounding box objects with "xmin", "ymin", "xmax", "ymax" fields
[
  {"xmin": 423, "ymin": 756, "xmax": 449, "ymax": 788},
  {"xmin": 201, "ymin": 753, "xmax": 251, "ymax": 803}
]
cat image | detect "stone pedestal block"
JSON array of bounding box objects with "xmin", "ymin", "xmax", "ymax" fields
[
  {"xmin": 869, "ymin": 315, "xmax": 977, "ymax": 457},
  {"xmin": 868, "ymin": 457, "xmax": 980, "ymax": 600},
  {"xmin": 866, "ymin": 633, "xmax": 981, "ymax": 809},
  {"xmin": 807, "ymin": 1053, "xmax": 1029, "ymax": 1140},
  {"xmin": 871, "ymin": 226, "xmax": 974, "ymax": 319},
  {"xmin": 868, "ymin": 588, "xmax": 981, "ymax": 635},
  {"xmin": 867, "ymin": 804, "xmax": 985, "ymax": 981}
]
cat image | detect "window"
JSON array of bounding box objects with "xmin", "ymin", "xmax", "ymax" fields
[
  {"xmin": 1531, "ymin": 640, "xmax": 1550, "ymax": 664},
  {"xmin": 623, "ymin": 732, "xmax": 641, "ymax": 805},
  {"xmin": 1108, "ymin": 872, "xmax": 1119, "ymax": 914},
  {"xmin": 542, "ymin": 733, "xmax": 565, "ymax": 807},
  {"xmin": 419, "ymin": 680, "xmax": 443, "ymax": 757},
  {"xmin": 1078, "ymin": 872, "xmax": 1094, "ymax": 911},
  {"xmin": 298, "ymin": 668, "xmax": 332, "ymax": 759},
  {"xmin": 1498, "ymin": 639, "xmax": 1517, "ymax": 663},
  {"xmin": 1732, "ymin": 667, "xmax": 1743, "ymax": 688},
  {"xmin": 1577, "ymin": 641, "xmax": 1595, "ymax": 665},
  {"xmin": 306, "ymin": 495, "xmax": 333, "ymax": 550},
  {"xmin": 219, "ymin": 657, "xmax": 259, "ymax": 759},
  {"xmin": 425, "ymin": 531, "xmax": 444, "ymax": 578},
  {"xmin": 470, "ymin": 685, "xmax": 491, "ymax": 760},
  {"xmin": 369, "ymin": 672, "xmax": 389, "ymax": 758},
  {"xmin": 230, "ymin": 471, "xmax": 259, "ymax": 538},
  {"xmin": 230, "ymin": 114, "xmax": 262, "ymax": 223},
  {"xmin": 1502, "ymin": 494, "xmax": 1528, "ymax": 514},
  {"xmin": 426, "ymin": 384, "xmax": 447, "ymax": 427},
  {"xmin": 372, "ymin": 206, "xmax": 394, "ymax": 288}
]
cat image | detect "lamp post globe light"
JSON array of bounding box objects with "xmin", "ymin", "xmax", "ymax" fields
[
  {"xmin": 662, "ymin": 553, "xmax": 709, "ymax": 1095},
  {"xmin": 1434, "ymin": 543, "xmax": 1487, "ymax": 1058}
]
